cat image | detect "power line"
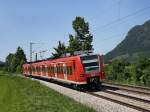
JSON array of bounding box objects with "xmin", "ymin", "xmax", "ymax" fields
[
  {"xmin": 88, "ymin": 0, "xmax": 122, "ymax": 22},
  {"xmin": 93, "ymin": 5, "xmax": 150, "ymax": 32},
  {"xmin": 97, "ymin": 33, "xmax": 125, "ymax": 43}
]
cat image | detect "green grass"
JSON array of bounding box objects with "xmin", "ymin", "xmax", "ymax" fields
[{"xmin": 0, "ymin": 72, "xmax": 95, "ymax": 112}]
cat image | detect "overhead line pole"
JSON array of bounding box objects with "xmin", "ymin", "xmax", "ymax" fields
[{"xmin": 30, "ymin": 42, "xmax": 35, "ymax": 62}]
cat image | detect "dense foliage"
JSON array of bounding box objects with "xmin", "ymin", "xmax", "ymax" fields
[
  {"xmin": 52, "ymin": 16, "xmax": 93, "ymax": 58},
  {"xmin": 70, "ymin": 16, "xmax": 93, "ymax": 51},
  {"xmin": 105, "ymin": 20, "xmax": 150, "ymax": 62},
  {"xmin": 105, "ymin": 56, "xmax": 150, "ymax": 86},
  {"xmin": 0, "ymin": 61, "xmax": 5, "ymax": 70},
  {"xmin": 52, "ymin": 41, "xmax": 66, "ymax": 59},
  {"xmin": 5, "ymin": 46, "xmax": 27, "ymax": 73}
]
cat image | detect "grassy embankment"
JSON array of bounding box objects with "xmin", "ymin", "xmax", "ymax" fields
[{"xmin": 0, "ymin": 71, "xmax": 95, "ymax": 112}]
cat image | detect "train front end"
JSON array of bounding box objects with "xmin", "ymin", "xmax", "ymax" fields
[{"xmin": 80, "ymin": 54, "xmax": 105, "ymax": 87}]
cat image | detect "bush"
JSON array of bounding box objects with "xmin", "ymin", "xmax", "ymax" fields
[{"xmin": 104, "ymin": 56, "xmax": 150, "ymax": 87}]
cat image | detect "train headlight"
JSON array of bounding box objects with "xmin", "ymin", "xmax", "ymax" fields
[{"xmin": 80, "ymin": 74, "xmax": 84, "ymax": 77}]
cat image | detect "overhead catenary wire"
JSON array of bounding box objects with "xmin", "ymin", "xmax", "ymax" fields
[
  {"xmin": 88, "ymin": 0, "xmax": 122, "ymax": 22},
  {"xmin": 91, "ymin": 3, "xmax": 150, "ymax": 47},
  {"xmin": 93, "ymin": 5, "xmax": 150, "ymax": 32}
]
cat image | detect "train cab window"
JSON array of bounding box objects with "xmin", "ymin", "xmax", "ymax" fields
[{"xmin": 80, "ymin": 55, "xmax": 99, "ymax": 73}]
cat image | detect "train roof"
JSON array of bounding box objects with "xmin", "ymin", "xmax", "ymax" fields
[
  {"xmin": 24, "ymin": 52, "xmax": 100, "ymax": 65},
  {"xmin": 25, "ymin": 55, "xmax": 79, "ymax": 64}
]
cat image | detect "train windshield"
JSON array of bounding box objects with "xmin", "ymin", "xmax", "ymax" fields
[{"xmin": 80, "ymin": 55, "xmax": 99, "ymax": 73}]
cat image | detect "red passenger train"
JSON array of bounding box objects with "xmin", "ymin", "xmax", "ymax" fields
[{"xmin": 22, "ymin": 52, "xmax": 105, "ymax": 88}]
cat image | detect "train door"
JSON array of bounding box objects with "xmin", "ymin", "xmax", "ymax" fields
[{"xmin": 63, "ymin": 63, "xmax": 67, "ymax": 80}]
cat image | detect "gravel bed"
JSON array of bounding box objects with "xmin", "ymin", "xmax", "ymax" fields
[{"xmin": 31, "ymin": 78, "xmax": 140, "ymax": 112}]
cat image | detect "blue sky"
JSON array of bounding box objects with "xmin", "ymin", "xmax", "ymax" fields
[{"xmin": 0, "ymin": 0, "xmax": 150, "ymax": 61}]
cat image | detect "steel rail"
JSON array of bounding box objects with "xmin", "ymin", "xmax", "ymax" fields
[
  {"xmin": 103, "ymin": 90, "xmax": 150, "ymax": 104},
  {"xmin": 87, "ymin": 92, "xmax": 150, "ymax": 112},
  {"xmin": 102, "ymin": 84, "xmax": 150, "ymax": 96},
  {"xmin": 103, "ymin": 82, "xmax": 150, "ymax": 91}
]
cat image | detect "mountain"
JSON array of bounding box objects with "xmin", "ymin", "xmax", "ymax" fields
[
  {"xmin": 105, "ymin": 20, "xmax": 150, "ymax": 61},
  {"xmin": 0, "ymin": 61, "xmax": 4, "ymax": 65},
  {"xmin": 0, "ymin": 61, "xmax": 4, "ymax": 67}
]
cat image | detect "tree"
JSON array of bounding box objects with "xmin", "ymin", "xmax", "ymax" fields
[
  {"xmin": 67, "ymin": 34, "xmax": 81, "ymax": 54},
  {"xmin": 5, "ymin": 53, "xmax": 14, "ymax": 72},
  {"xmin": 14, "ymin": 47, "xmax": 27, "ymax": 72},
  {"xmin": 143, "ymin": 66, "xmax": 150, "ymax": 86},
  {"xmin": 134, "ymin": 56, "xmax": 150, "ymax": 81},
  {"xmin": 68, "ymin": 16, "xmax": 93, "ymax": 53},
  {"xmin": 52, "ymin": 41, "xmax": 66, "ymax": 59},
  {"xmin": 5, "ymin": 46, "xmax": 27, "ymax": 73}
]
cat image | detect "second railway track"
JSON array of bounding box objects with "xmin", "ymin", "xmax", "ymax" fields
[
  {"xmin": 87, "ymin": 91, "xmax": 150, "ymax": 112},
  {"xmin": 102, "ymin": 82, "xmax": 150, "ymax": 96}
]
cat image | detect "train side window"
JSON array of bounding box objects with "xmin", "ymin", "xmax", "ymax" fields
[
  {"xmin": 37, "ymin": 67, "xmax": 39, "ymax": 72},
  {"xmin": 45, "ymin": 67, "xmax": 47, "ymax": 72},
  {"xmin": 40, "ymin": 67, "xmax": 42, "ymax": 72},
  {"xmin": 63, "ymin": 66, "xmax": 67, "ymax": 74},
  {"xmin": 54, "ymin": 67, "xmax": 57, "ymax": 73},
  {"xmin": 50, "ymin": 67, "xmax": 52, "ymax": 73},
  {"xmin": 70, "ymin": 66, "xmax": 72, "ymax": 75},
  {"xmin": 60, "ymin": 66, "xmax": 63, "ymax": 74},
  {"xmin": 57, "ymin": 66, "xmax": 59, "ymax": 73},
  {"xmin": 42, "ymin": 66, "xmax": 46, "ymax": 72},
  {"xmin": 51, "ymin": 67, "xmax": 53, "ymax": 73},
  {"xmin": 67, "ymin": 66, "xmax": 72, "ymax": 75},
  {"xmin": 41, "ymin": 66, "xmax": 43, "ymax": 72},
  {"xmin": 49, "ymin": 67, "xmax": 51, "ymax": 73},
  {"xmin": 35, "ymin": 67, "xmax": 36, "ymax": 72},
  {"xmin": 53, "ymin": 67, "xmax": 54, "ymax": 73},
  {"xmin": 67, "ymin": 67, "xmax": 69, "ymax": 75},
  {"xmin": 31, "ymin": 67, "xmax": 34, "ymax": 72}
]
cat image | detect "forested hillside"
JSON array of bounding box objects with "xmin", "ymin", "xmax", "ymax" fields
[
  {"xmin": 105, "ymin": 20, "xmax": 150, "ymax": 61},
  {"xmin": 0, "ymin": 61, "xmax": 4, "ymax": 65}
]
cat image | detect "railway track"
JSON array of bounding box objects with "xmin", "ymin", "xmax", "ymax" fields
[
  {"xmin": 87, "ymin": 91, "xmax": 150, "ymax": 112},
  {"xmin": 103, "ymin": 90, "xmax": 150, "ymax": 104},
  {"xmin": 102, "ymin": 82, "xmax": 150, "ymax": 96},
  {"xmin": 86, "ymin": 82, "xmax": 150, "ymax": 112},
  {"xmin": 104, "ymin": 82, "xmax": 150, "ymax": 91}
]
